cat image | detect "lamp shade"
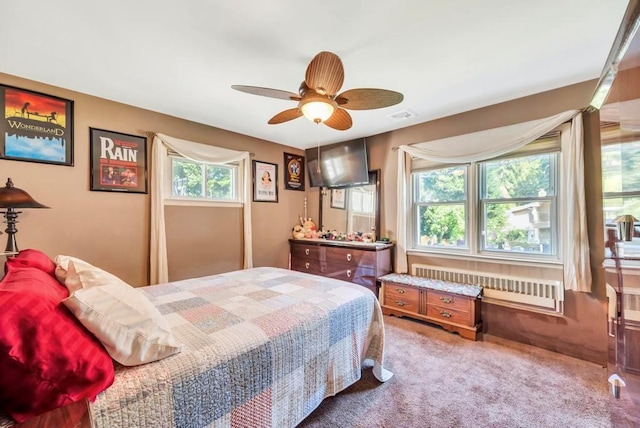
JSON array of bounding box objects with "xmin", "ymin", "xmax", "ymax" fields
[
  {"xmin": 299, "ymin": 95, "xmax": 337, "ymax": 123},
  {"xmin": 0, "ymin": 178, "xmax": 48, "ymax": 209}
]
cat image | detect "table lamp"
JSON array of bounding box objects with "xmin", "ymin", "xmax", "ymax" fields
[{"xmin": 0, "ymin": 178, "xmax": 49, "ymax": 254}]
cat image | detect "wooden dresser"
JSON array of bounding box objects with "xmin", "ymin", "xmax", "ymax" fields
[
  {"xmin": 379, "ymin": 273, "xmax": 482, "ymax": 340},
  {"xmin": 289, "ymin": 239, "xmax": 394, "ymax": 296}
]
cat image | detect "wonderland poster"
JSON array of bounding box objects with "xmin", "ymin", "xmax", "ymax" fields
[{"xmin": 0, "ymin": 84, "xmax": 73, "ymax": 166}]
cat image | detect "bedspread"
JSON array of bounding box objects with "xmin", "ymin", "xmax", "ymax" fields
[{"xmin": 56, "ymin": 267, "xmax": 390, "ymax": 428}]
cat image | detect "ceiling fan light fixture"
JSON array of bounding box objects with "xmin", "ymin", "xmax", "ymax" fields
[{"xmin": 300, "ymin": 98, "xmax": 335, "ymax": 123}]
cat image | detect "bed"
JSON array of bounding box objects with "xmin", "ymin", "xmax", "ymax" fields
[{"xmin": 0, "ymin": 260, "xmax": 391, "ymax": 428}]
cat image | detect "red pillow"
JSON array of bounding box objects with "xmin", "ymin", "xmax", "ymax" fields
[
  {"xmin": 0, "ymin": 265, "xmax": 115, "ymax": 423},
  {"xmin": 5, "ymin": 249, "xmax": 56, "ymax": 277}
]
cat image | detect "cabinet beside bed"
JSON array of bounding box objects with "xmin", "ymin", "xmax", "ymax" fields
[{"xmin": 289, "ymin": 239, "xmax": 394, "ymax": 297}]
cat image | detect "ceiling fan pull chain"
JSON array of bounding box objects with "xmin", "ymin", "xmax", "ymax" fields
[{"xmin": 316, "ymin": 124, "xmax": 321, "ymax": 174}]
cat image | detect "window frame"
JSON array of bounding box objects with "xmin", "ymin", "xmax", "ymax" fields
[
  {"xmin": 409, "ymin": 136, "xmax": 562, "ymax": 263},
  {"xmin": 601, "ymin": 137, "xmax": 640, "ymax": 226},
  {"xmin": 164, "ymin": 154, "xmax": 242, "ymax": 207},
  {"xmin": 412, "ymin": 164, "xmax": 470, "ymax": 252}
]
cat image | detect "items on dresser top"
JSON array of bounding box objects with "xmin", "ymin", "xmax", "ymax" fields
[
  {"xmin": 379, "ymin": 273, "xmax": 483, "ymax": 341},
  {"xmin": 289, "ymin": 239, "xmax": 393, "ymax": 296}
]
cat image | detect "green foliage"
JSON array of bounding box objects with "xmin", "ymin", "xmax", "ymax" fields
[
  {"xmin": 173, "ymin": 159, "xmax": 232, "ymax": 199},
  {"xmin": 206, "ymin": 165, "xmax": 231, "ymax": 198},
  {"xmin": 484, "ymin": 154, "xmax": 551, "ymax": 199},
  {"xmin": 418, "ymin": 154, "xmax": 554, "ymax": 252},
  {"xmin": 419, "ymin": 205, "xmax": 465, "ymax": 246},
  {"xmin": 418, "ymin": 166, "xmax": 465, "ymax": 202}
]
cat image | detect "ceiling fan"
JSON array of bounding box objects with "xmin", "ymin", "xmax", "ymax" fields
[{"xmin": 231, "ymin": 51, "xmax": 404, "ymax": 131}]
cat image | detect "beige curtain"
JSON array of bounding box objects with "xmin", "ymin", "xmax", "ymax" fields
[
  {"xmin": 150, "ymin": 133, "xmax": 252, "ymax": 284},
  {"xmin": 396, "ymin": 109, "xmax": 592, "ymax": 292}
]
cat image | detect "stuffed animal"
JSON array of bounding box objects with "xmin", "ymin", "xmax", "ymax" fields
[
  {"xmin": 292, "ymin": 224, "xmax": 306, "ymax": 239},
  {"xmin": 302, "ymin": 218, "xmax": 317, "ymax": 232}
]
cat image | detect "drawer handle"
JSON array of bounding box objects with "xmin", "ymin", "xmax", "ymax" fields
[
  {"xmin": 305, "ymin": 249, "xmax": 310, "ymax": 255},
  {"xmin": 439, "ymin": 310, "xmax": 452, "ymax": 318},
  {"xmin": 305, "ymin": 262, "xmax": 310, "ymax": 269},
  {"xmin": 396, "ymin": 301, "xmax": 406, "ymax": 307},
  {"xmin": 439, "ymin": 296, "xmax": 453, "ymax": 304},
  {"xmin": 346, "ymin": 253, "xmax": 352, "ymax": 262},
  {"xmin": 346, "ymin": 269, "xmax": 352, "ymax": 278},
  {"xmin": 396, "ymin": 288, "xmax": 406, "ymax": 294}
]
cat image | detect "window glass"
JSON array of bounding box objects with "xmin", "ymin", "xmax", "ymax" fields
[
  {"xmin": 410, "ymin": 142, "xmax": 559, "ymax": 259},
  {"xmin": 602, "ymin": 141, "xmax": 640, "ymax": 194},
  {"xmin": 171, "ymin": 157, "xmax": 236, "ymax": 201},
  {"xmin": 483, "ymin": 154, "xmax": 552, "ymax": 199},
  {"xmin": 414, "ymin": 166, "xmax": 467, "ymax": 249},
  {"xmin": 480, "ymin": 153, "xmax": 556, "ymax": 255}
]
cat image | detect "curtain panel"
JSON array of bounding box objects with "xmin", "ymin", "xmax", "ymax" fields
[
  {"xmin": 396, "ymin": 109, "xmax": 592, "ymax": 292},
  {"xmin": 150, "ymin": 133, "xmax": 253, "ymax": 284}
]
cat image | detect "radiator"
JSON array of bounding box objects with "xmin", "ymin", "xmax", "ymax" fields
[{"xmin": 411, "ymin": 264, "xmax": 564, "ymax": 314}]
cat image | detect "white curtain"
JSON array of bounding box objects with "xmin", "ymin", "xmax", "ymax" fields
[
  {"xmin": 396, "ymin": 109, "xmax": 592, "ymax": 292},
  {"xmin": 150, "ymin": 133, "xmax": 253, "ymax": 284}
]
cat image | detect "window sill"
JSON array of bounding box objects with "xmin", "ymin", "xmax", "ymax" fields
[
  {"xmin": 164, "ymin": 198, "xmax": 243, "ymax": 208},
  {"xmin": 407, "ymin": 249, "xmax": 563, "ymax": 269}
]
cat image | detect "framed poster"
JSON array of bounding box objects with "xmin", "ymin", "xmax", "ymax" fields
[
  {"xmin": 89, "ymin": 128, "xmax": 148, "ymax": 193},
  {"xmin": 331, "ymin": 188, "xmax": 346, "ymax": 209},
  {"xmin": 253, "ymin": 160, "xmax": 278, "ymax": 202},
  {"xmin": 283, "ymin": 152, "xmax": 305, "ymax": 191},
  {"xmin": 0, "ymin": 84, "xmax": 73, "ymax": 166}
]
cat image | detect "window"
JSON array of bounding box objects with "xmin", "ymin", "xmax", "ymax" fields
[
  {"xmin": 480, "ymin": 153, "xmax": 556, "ymax": 255},
  {"xmin": 411, "ymin": 136, "xmax": 560, "ymax": 260},
  {"xmin": 413, "ymin": 165, "xmax": 467, "ymax": 249},
  {"xmin": 169, "ymin": 156, "xmax": 238, "ymax": 202},
  {"xmin": 602, "ymin": 140, "xmax": 640, "ymax": 225}
]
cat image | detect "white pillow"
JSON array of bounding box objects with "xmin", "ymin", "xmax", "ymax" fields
[{"xmin": 55, "ymin": 255, "xmax": 181, "ymax": 366}]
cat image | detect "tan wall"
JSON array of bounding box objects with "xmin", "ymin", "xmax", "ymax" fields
[
  {"xmin": 3, "ymin": 71, "xmax": 609, "ymax": 363},
  {"xmin": 357, "ymin": 80, "xmax": 608, "ymax": 363},
  {"xmin": 0, "ymin": 73, "xmax": 306, "ymax": 285}
]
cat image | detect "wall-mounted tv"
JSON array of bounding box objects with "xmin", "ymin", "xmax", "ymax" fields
[{"xmin": 306, "ymin": 138, "xmax": 369, "ymax": 188}]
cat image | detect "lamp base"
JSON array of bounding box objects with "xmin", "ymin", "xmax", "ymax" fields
[{"xmin": 3, "ymin": 208, "xmax": 19, "ymax": 255}]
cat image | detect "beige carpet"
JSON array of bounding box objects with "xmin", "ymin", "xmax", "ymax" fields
[{"xmin": 299, "ymin": 316, "xmax": 610, "ymax": 428}]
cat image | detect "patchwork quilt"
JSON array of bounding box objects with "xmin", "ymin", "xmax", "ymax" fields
[{"xmin": 3, "ymin": 267, "xmax": 391, "ymax": 427}]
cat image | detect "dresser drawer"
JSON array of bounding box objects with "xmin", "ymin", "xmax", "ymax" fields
[
  {"xmin": 426, "ymin": 290, "xmax": 472, "ymax": 313},
  {"xmin": 384, "ymin": 284, "xmax": 420, "ymax": 313},
  {"xmin": 290, "ymin": 244, "xmax": 322, "ymax": 261},
  {"xmin": 291, "ymin": 258, "xmax": 324, "ymax": 275},
  {"xmin": 326, "ymin": 247, "xmax": 375, "ymax": 267},
  {"xmin": 327, "ymin": 266, "xmax": 376, "ymax": 286},
  {"xmin": 425, "ymin": 304, "xmax": 473, "ymax": 326}
]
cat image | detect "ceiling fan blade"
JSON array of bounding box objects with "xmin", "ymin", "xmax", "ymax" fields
[
  {"xmin": 268, "ymin": 108, "xmax": 303, "ymax": 124},
  {"xmin": 323, "ymin": 108, "xmax": 352, "ymax": 131},
  {"xmin": 231, "ymin": 85, "xmax": 300, "ymax": 101},
  {"xmin": 336, "ymin": 88, "xmax": 404, "ymax": 110},
  {"xmin": 305, "ymin": 51, "xmax": 345, "ymax": 96}
]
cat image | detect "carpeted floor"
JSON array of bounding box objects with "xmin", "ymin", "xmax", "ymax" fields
[{"xmin": 299, "ymin": 315, "xmax": 610, "ymax": 428}]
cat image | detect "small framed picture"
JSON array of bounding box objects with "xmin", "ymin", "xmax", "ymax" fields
[
  {"xmin": 330, "ymin": 188, "xmax": 346, "ymax": 209},
  {"xmin": 0, "ymin": 84, "xmax": 74, "ymax": 166},
  {"xmin": 253, "ymin": 160, "xmax": 278, "ymax": 202},
  {"xmin": 89, "ymin": 128, "xmax": 148, "ymax": 193},
  {"xmin": 284, "ymin": 152, "xmax": 305, "ymax": 191}
]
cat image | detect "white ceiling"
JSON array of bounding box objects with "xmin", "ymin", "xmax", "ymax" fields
[{"xmin": 0, "ymin": 1, "xmax": 629, "ymax": 149}]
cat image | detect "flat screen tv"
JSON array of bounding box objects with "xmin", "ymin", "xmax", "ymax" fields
[{"xmin": 306, "ymin": 138, "xmax": 369, "ymax": 188}]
